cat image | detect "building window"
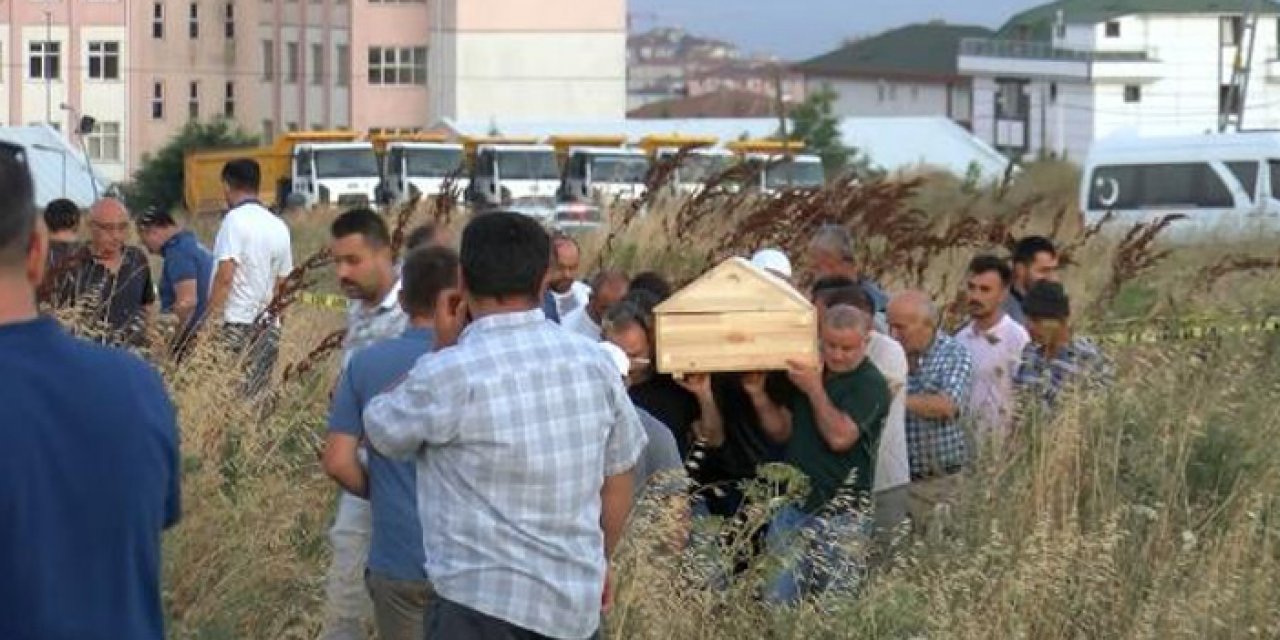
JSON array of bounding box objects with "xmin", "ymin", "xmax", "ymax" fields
[
  {"xmin": 1049, "ymin": 82, "xmax": 1058, "ymax": 103},
  {"xmin": 28, "ymin": 42, "xmax": 61, "ymax": 81},
  {"xmin": 152, "ymin": 81, "xmax": 165, "ymax": 119},
  {"xmin": 87, "ymin": 41, "xmax": 121, "ymax": 81},
  {"xmin": 262, "ymin": 39, "xmax": 274, "ymax": 80},
  {"xmin": 336, "ymin": 44, "xmax": 350, "ymax": 87},
  {"xmin": 262, "ymin": 119, "xmax": 274, "ymax": 141},
  {"xmin": 1221, "ymin": 16, "xmax": 1244, "ymax": 46},
  {"xmin": 86, "ymin": 121, "xmax": 121, "ymax": 162},
  {"xmin": 910, "ymin": 84, "xmax": 919, "ymax": 101},
  {"xmin": 877, "ymin": 80, "xmax": 887, "ymax": 103},
  {"xmin": 1055, "ymin": 22, "xmax": 1066, "ymax": 39},
  {"xmin": 287, "ymin": 121, "xmax": 299, "ymax": 132},
  {"xmin": 225, "ymin": 2, "xmax": 235, "ymax": 39},
  {"xmin": 311, "ymin": 43, "xmax": 324, "ymax": 85},
  {"xmin": 189, "ymin": 2, "xmax": 199, "ymax": 39},
  {"xmin": 1105, "ymin": 20, "xmax": 1120, "ymax": 38},
  {"xmin": 286, "ymin": 42, "xmax": 299, "ymax": 83},
  {"xmin": 153, "ymin": 3, "xmax": 165, "ymax": 39},
  {"xmin": 224, "ymin": 81, "xmax": 235, "ymax": 117},
  {"xmin": 367, "ymin": 46, "xmax": 426, "ymax": 85},
  {"xmin": 1123, "ymin": 85, "xmax": 1141, "ymax": 103},
  {"xmin": 188, "ymin": 81, "xmax": 200, "ymax": 120},
  {"xmin": 310, "ymin": 122, "xmax": 324, "ymax": 130}
]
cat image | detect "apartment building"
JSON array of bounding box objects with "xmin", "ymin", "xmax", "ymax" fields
[
  {"xmin": 3, "ymin": 0, "xmax": 623, "ymax": 183},
  {"xmin": 959, "ymin": 0, "xmax": 1280, "ymax": 161}
]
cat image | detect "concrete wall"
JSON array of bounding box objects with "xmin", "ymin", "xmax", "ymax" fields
[{"xmin": 814, "ymin": 76, "xmax": 954, "ymax": 119}]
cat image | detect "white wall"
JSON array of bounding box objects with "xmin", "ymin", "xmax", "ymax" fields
[
  {"xmin": 813, "ymin": 76, "xmax": 952, "ymax": 119},
  {"xmin": 279, "ymin": 25, "xmax": 300, "ymax": 130},
  {"xmin": 78, "ymin": 25, "xmax": 128, "ymax": 181},
  {"xmin": 330, "ymin": 29, "xmax": 350, "ymax": 128},
  {"xmin": 0, "ymin": 26, "xmax": 12, "ymax": 127},
  {"xmin": 21, "ymin": 26, "xmax": 70, "ymax": 129},
  {"xmin": 440, "ymin": 31, "xmax": 625, "ymax": 122}
]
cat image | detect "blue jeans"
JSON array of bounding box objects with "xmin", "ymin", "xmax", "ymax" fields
[{"xmin": 764, "ymin": 504, "xmax": 872, "ymax": 605}]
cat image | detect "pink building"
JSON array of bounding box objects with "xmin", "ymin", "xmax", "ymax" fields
[{"xmin": 3, "ymin": 0, "xmax": 624, "ymax": 183}]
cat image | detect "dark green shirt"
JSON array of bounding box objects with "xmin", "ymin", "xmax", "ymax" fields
[{"xmin": 787, "ymin": 358, "xmax": 890, "ymax": 513}]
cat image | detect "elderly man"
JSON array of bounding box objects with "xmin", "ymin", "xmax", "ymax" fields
[
  {"xmin": 807, "ymin": 224, "xmax": 887, "ymax": 313},
  {"xmin": 954, "ymin": 255, "xmax": 1030, "ymax": 445},
  {"xmin": 320, "ymin": 208, "xmax": 408, "ymax": 640},
  {"xmin": 1014, "ymin": 281, "xmax": 1111, "ymax": 418},
  {"xmin": 563, "ymin": 269, "xmax": 629, "ymax": 340},
  {"xmin": 0, "ymin": 150, "xmax": 180, "ymax": 640},
  {"xmin": 67, "ymin": 198, "xmax": 156, "ymax": 348},
  {"xmin": 887, "ymin": 290, "xmax": 973, "ymax": 536},
  {"xmin": 324, "ymin": 246, "xmax": 458, "ymax": 640},
  {"xmin": 365, "ymin": 212, "xmax": 646, "ymax": 639},
  {"xmin": 748, "ymin": 304, "xmax": 890, "ymax": 603},
  {"xmin": 1005, "ymin": 236, "xmax": 1060, "ymax": 325},
  {"xmin": 136, "ymin": 209, "xmax": 214, "ymax": 355}
]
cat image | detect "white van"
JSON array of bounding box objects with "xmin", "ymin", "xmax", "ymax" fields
[{"xmin": 1081, "ymin": 132, "xmax": 1280, "ymax": 238}]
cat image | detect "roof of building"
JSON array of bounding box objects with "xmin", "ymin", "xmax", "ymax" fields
[
  {"xmin": 794, "ymin": 22, "xmax": 994, "ymax": 81},
  {"xmin": 999, "ymin": 0, "xmax": 1280, "ymax": 40},
  {"xmin": 628, "ymin": 90, "xmax": 789, "ymax": 119},
  {"xmin": 0, "ymin": 126, "xmax": 108, "ymax": 208},
  {"xmin": 431, "ymin": 116, "xmax": 1011, "ymax": 179}
]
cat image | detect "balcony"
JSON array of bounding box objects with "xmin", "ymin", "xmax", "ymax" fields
[{"xmin": 959, "ymin": 38, "xmax": 1160, "ymax": 80}]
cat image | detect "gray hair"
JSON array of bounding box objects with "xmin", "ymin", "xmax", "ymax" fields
[
  {"xmin": 890, "ymin": 290, "xmax": 939, "ymax": 328},
  {"xmin": 808, "ymin": 223, "xmax": 855, "ymax": 261},
  {"xmin": 824, "ymin": 304, "xmax": 872, "ymax": 336}
]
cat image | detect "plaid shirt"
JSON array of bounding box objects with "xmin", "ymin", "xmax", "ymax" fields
[
  {"xmin": 1014, "ymin": 337, "xmax": 1111, "ymax": 413},
  {"xmin": 906, "ymin": 332, "xmax": 974, "ymax": 478},
  {"xmin": 342, "ymin": 280, "xmax": 406, "ymax": 366},
  {"xmin": 364, "ymin": 309, "xmax": 647, "ymax": 639}
]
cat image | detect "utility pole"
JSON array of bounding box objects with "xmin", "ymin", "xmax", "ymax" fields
[
  {"xmin": 773, "ymin": 63, "xmax": 788, "ymax": 142},
  {"xmin": 44, "ymin": 11, "xmax": 53, "ymax": 127}
]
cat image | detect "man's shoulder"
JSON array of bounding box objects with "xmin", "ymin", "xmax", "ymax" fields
[
  {"xmin": 62, "ymin": 332, "xmax": 166, "ymax": 389},
  {"xmin": 934, "ymin": 333, "xmax": 971, "ymax": 360}
]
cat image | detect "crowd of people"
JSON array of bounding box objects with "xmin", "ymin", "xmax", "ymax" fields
[{"xmin": 0, "ymin": 151, "xmax": 1113, "ymax": 640}]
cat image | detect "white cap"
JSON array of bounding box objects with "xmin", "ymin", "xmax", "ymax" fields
[
  {"xmin": 751, "ymin": 248, "xmax": 793, "ymax": 280},
  {"xmin": 598, "ymin": 341, "xmax": 630, "ymax": 378}
]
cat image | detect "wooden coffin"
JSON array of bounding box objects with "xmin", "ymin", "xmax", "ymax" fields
[{"xmin": 655, "ymin": 257, "xmax": 818, "ymax": 375}]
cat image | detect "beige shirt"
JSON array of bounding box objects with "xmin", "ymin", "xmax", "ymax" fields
[
  {"xmin": 866, "ymin": 332, "xmax": 910, "ymax": 491},
  {"xmin": 956, "ymin": 314, "xmax": 1031, "ymax": 442}
]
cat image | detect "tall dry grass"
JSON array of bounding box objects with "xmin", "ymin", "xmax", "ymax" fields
[{"xmin": 58, "ymin": 161, "xmax": 1280, "ymax": 637}]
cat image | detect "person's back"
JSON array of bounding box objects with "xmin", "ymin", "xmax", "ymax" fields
[
  {"xmin": 214, "ymin": 202, "xmax": 292, "ymax": 324},
  {"xmin": 0, "ymin": 317, "xmax": 180, "ymax": 640}
]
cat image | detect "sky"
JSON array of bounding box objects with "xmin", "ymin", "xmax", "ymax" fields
[{"xmin": 630, "ymin": 0, "xmax": 1050, "ymax": 60}]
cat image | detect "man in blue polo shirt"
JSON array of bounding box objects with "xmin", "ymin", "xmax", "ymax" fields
[
  {"xmin": 0, "ymin": 148, "xmax": 181, "ymax": 639},
  {"xmin": 322, "ymin": 245, "xmax": 459, "ymax": 640},
  {"xmin": 137, "ymin": 209, "xmax": 214, "ymax": 355}
]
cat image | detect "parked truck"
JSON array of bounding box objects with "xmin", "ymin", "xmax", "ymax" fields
[
  {"xmin": 184, "ymin": 131, "xmax": 380, "ymax": 214},
  {"xmin": 552, "ymin": 135, "xmax": 651, "ymax": 204},
  {"xmin": 727, "ymin": 139, "xmax": 825, "ymax": 194},
  {"xmin": 639, "ymin": 134, "xmax": 734, "ymax": 194},
  {"xmin": 463, "ymin": 136, "xmax": 560, "ymax": 221},
  {"xmin": 373, "ymin": 133, "xmax": 466, "ymax": 205}
]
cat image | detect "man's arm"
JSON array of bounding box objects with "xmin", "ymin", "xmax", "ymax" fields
[
  {"xmin": 172, "ymin": 279, "xmax": 199, "ymax": 332},
  {"xmin": 208, "ymin": 259, "xmax": 237, "ymax": 322},
  {"xmin": 364, "ymin": 358, "xmax": 461, "ymax": 460},
  {"xmin": 600, "ymin": 470, "xmax": 634, "ymax": 558},
  {"xmin": 906, "ymin": 347, "xmax": 973, "ymax": 420},
  {"xmin": 322, "ymin": 433, "xmax": 368, "ymax": 498},
  {"xmin": 806, "ymin": 386, "xmax": 861, "ymax": 453},
  {"xmin": 744, "ymin": 373, "xmax": 791, "ymax": 443},
  {"xmin": 675, "ymin": 375, "xmax": 725, "ymax": 448},
  {"xmin": 906, "ymin": 394, "xmax": 960, "ymax": 419}
]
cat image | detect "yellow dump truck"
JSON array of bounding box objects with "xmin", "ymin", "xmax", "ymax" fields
[
  {"xmin": 184, "ymin": 131, "xmax": 380, "ymax": 214},
  {"xmin": 727, "ymin": 138, "xmax": 825, "ymax": 193}
]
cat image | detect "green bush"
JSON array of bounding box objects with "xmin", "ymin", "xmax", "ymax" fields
[{"xmin": 123, "ymin": 119, "xmax": 258, "ymax": 216}]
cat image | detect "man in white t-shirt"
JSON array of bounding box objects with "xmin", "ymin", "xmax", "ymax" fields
[
  {"xmin": 547, "ymin": 233, "xmax": 591, "ymax": 319},
  {"xmin": 811, "ymin": 283, "xmax": 911, "ymax": 546},
  {"xmin": 208, "ymin": 158, "xmax": 294, "ymax": 392},
  {"xmin": 955, "ymin": 255, "xmax": 1030, "ymax": 446}
]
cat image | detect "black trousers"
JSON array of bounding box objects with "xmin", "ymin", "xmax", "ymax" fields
[{"xmin": 424, "ymin": 597, "xmax": 601, "ymax": 640}]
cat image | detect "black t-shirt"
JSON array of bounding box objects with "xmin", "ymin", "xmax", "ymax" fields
[
  {"xmin": 68, "ymin": 246, "xmax": 156, "ymax": 347},
  {"xmin": 42, "ymin": 240, "xmax": 86, "ymax": 308},
  {"xmin": 694, "ymin": 372, "xmax": 797, "ymax": 486},
  {"xmin": 629, "ymin": 375, "xmax": 701, "ymax": 460}
]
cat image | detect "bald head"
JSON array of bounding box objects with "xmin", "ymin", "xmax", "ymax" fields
[
  {"xmin": 588, "ymin": 269, "xmax": 629, "ymax": 322},
  {"xmin": 88, "ymin": 198, "xmax": 131, "ymax": 258},
  {"xmin": 549, "ymin": 235, "xmax": 582, "ymax": 294},
  {"xmin": 886, "ymin": 290, "xmax": 939, "ymax": 356}
]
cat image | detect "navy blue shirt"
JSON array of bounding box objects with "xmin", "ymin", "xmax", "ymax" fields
[
  {"xmin": 328, "ymin": 326, "xmax": 433, "ymax": 582},
  {"xmin": 0, "ymin": 317, "xmax": 180, "ymax": 640},
  {"xmin": 159, "ymin": 230, "xmax": 214, "ymax": 334}
]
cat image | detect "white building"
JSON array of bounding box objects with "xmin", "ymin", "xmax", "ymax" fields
[
  {"xmin": 795, "ymin": 23, "xmax": 993, "ymax": 129},
  {"xmin": 960, "ymin": 0, "xmax": 1280, "ymax": 161}
]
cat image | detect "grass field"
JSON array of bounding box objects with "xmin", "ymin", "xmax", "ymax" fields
[{"xmin": 152, "ymin": 161, "xmax": 1280, "ymax": 638}]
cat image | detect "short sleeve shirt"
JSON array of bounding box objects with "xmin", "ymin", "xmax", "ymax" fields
[
  {"xmin": 955, "ymin": 315, "xmax": 1031, "ymax": 440},
  {"xmin": 212, "ymin": 201, "xmax": 293, "ymax": 324},
  {"xmin": 158, "ymin": 230, "xmax": 214, "ymax": 331},
  {"xmin": 0, "ymin": 317, "xmax": 180, "ymax": 640},
  {"xmin": 906, "ymin": 332, "xmax": 974, "ymax": 478},
  {"xmin": 786, "ymin": 359, "xmax": 891, "ymax": 513}
]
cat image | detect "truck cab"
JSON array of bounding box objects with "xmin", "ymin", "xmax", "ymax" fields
[
  {"xmin": 463, "ymin": 137, "xmax": 560, "ymax": 221},
  {"xmin": 376, "ymin": 135, "xmax": 466, "ymax": 205},
  {"xmin": 288, "ymin": 141, "xmax": 380, "ymax": 208},
  {"xmin": 728, "ymin": 140, "xmax": 825, "ymax": 194},
  {"xmin": 552, "ymin": 135, "xmax": 650, "ymax": 207}
]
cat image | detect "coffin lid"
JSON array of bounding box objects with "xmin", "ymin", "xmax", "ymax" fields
[{"xmin": 656, "ymin": 257, "xmax": 813, "ymax": 314}]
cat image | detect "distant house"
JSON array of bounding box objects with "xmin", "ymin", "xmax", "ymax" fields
[
  {"xmin": 959, "ymin": 0, "xmax": 1280, "ymax": 161},
  {"xmin": 627, "ymin": 90, "xmax": 792, "ymax": 118},
  {"xmin": 794, "ymin": 22, "xmax": 994, "ymax": 128}
]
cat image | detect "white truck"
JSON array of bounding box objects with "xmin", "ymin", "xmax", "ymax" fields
[
  {"xmin": 464, "ymin": 137, "xmax": 561, "ymax": 221},
  {"xmin": 378, "ymin": 138, "xmax": 466, "ymax": 204},
  {"xmin": 288, "ymin": 141, "xmax": 381, "ymax": 208},
  {"xmin": 727, "ymin": 140, "xmax": 825, "ymax": 195}
]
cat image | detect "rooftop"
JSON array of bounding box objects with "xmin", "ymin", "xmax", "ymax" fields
[
  {"xmin": 998, "ymin": 0, "xmax": 1280, "ymax": 40},
  {"xmin": 627, "ymin": 90, "xmax": 790, "ymax": 119},
  {"xmin": 794, "ymin": 22, "xmax": 994, "ymax": 81}
]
